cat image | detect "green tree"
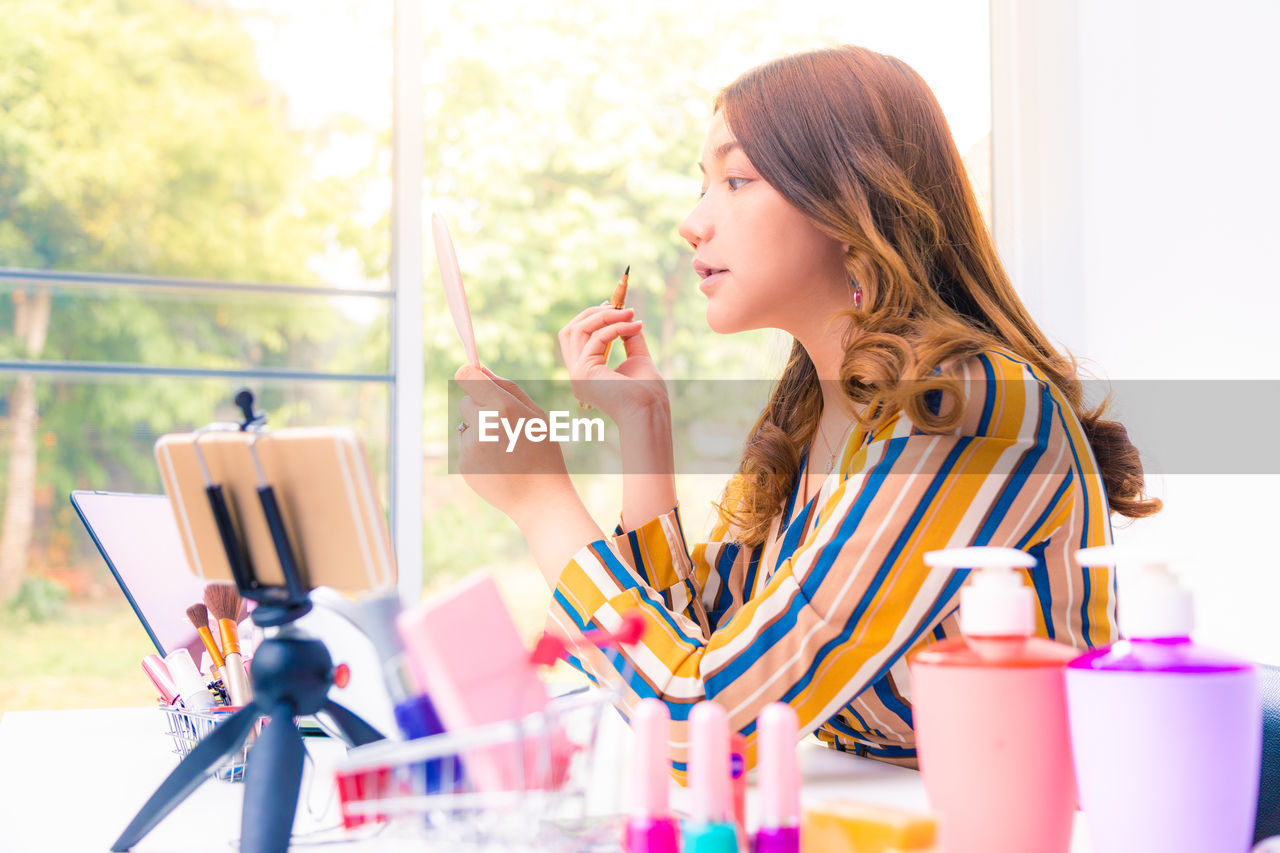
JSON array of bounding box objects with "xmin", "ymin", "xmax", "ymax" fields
[{"xmin": 0, "ymin": 0, "xmax": 373, "ymax": 600}]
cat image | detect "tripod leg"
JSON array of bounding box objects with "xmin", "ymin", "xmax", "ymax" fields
[
  {"xmin": 241, "ymin": 702, "xmax": 305, "ymax": 853},
  {"xmin": 111, "ymin": 704, "xmax": 261, "ymax": 852},
  {"xmin": 320, "ymin": 699, "xmax": 385, "ymax": 747}
]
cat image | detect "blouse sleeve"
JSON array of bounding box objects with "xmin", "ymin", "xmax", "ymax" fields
[
  {"xmin": 600, "ymin": 504, "xmax": 760, "ymax": 640},
  {"xmin": 545, "ymin": 352, "xmax": 1078, "ymax": 778}
]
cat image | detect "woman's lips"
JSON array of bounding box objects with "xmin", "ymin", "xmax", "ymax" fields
[
  {"xmin": 698, "ymin": 270, "xmax": 727, "ymax": 294},
  {"xmin": 693, "ymin": 260, "xmax": 728, "ymax": 293}
]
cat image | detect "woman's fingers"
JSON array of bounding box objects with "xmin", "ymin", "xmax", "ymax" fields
[
  {"xmin": 559, "ymin": 303, "xmax": 611, "ymax": 333},
  {"xmin": 581, "ymin": 320, "xmax": 643, "ymax": 367},
  {"xmin": 478, "ymin": 366, "xmax": 540, "ymax": 411},
  {"xmin": 557, "ymin": 305, "xmax": 617, "ymax": 344},
  {"xmin": 559, "ymin": 307, "xmax": 636, "ymax": 358},
  {"xmin": 618, "ymin": 319, "xmax": 652, "ymax": 360},
  {"xmin": 454, "ymin": 364, "xmax": 535, "ymax": 428}
]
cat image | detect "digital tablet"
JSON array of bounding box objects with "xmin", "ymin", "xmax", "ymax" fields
[{"xmin": 154, "ymin": 427, "xmax": 396, "ymax": 594}]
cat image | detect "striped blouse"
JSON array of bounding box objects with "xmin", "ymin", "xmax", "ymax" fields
[{"xmin": 546, "ymin": 348, "xmax": 1118, "ymax": 778}]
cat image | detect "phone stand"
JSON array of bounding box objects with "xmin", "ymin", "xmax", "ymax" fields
[{"xmin": 111, "ymin": 391, "xmax": 386, "ymax": 853}]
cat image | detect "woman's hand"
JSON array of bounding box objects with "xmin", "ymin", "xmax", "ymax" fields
[
  {"xmin": 455, "ymin": 364, "xmax": 576, "ymax": 526},
  {"xmin": 558, "ymin": 305, "xmax": 668, "ymax": 427}
]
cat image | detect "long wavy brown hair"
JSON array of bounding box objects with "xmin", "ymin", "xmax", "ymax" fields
[{"xmin": 712, "ymin": 46, "xmax": 1161, "ymax": 546}]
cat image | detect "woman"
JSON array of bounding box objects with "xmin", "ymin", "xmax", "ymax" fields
[{"xmin": 453, "ymin": 45, "xmax": 1160, "ymax": 774}]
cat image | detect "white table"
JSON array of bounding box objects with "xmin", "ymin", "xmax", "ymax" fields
[{"xmin": 0, "ymin": 706, "xmax": 1091, "ymax": 851}]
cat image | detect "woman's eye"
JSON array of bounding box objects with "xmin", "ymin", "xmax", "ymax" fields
[{"xmin": 727, "ymin": 176, "xmax": 751, "ymax": 191}]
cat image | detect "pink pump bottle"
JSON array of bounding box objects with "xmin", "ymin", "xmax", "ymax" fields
[
  {"xmin": 909, "ymin": 547, "xmax": 1079, "ymax": 853},
  {"xmin": 1066, "ymin": 546, "xmax": 1262, "ymax": 853}
]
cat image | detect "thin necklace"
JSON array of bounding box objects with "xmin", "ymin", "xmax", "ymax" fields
[
  {"xmin": 819, "ymin": 419, "xmax": 856, "ymax": 473},
  {"xmin": 780, "ymin": 417, "xmax": 859, "ymax": 544}
]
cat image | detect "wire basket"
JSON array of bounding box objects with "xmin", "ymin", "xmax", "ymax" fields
[
  {"xmin": 333, "ymin": 683, "xmax": 627, "ymax": 851},
  {"xmin": 160, "ymin": 705, "xmax": 265, "ymax": 783}
]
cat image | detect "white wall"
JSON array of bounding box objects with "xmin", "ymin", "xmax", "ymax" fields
[{"xmin": 992, "ymin": 0, "xmax": 1280, "ymax": 663}]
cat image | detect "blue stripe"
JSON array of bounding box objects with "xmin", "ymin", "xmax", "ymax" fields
[
  {"xmin": 776, "ymin": 499, "xmax": 815, "ymax": 572},
  {"xmin": 861, "ymin": 743, "xmax": 918, "ymax": 759},
  {"xmin": 1013, "ymin": 470, "xmax": 1072, "ymax": 641},
  {"xmin": 984, "ymin": 350, "xmax": 1103, "ymax": 644},
  {"xmin": 1026, "ymin": 540, "xmax": 1054, "ymax": 639},
  {"xmin": 562, "ymin": 652, "xmax": 592, "ymax": 682},
  {"xmin": 826, "ymin": 711, "xmax": 885, "ymax": 741},
  {"xmin": 559, "ymin": 577, "xmax": 703, "ymax": 724},
  {"xmin": 585, "ymin": 541, "xmax": 704, "ymax": 648},
  {"xmin": 972, "ymin": 378, "xmax": 1053, "ymax": 546},
  {"xmin": 1017, "ymin": 469, "xmax": 1074, "ymax": 549},
  {"xmin": 780, "ymin": 451, "xmax": 804, "ymax": 529},
  {"xmin": 709, "ymin": 541, "xmax": 742, "ymax": 630},
  {"xmin": 770, "ymin": 356, "xmax": 1043, "ymax": 721},
  {"xmin": 823, "ymin": 738, "xmax": 918, "ymax": 760},
  {"xmin": 1080, "ymin": 549, "xmax": 1094, "ymax": 644},
  {"xmin": 786, "ymin": 439, "xmax": 968, "ymax": 702},
  {"xmin": 853, "ymin": 572, "xmax": 968, "ymax": 707},
  {"xmin": 822, "ymin": 437, "xmax": 970, "ymax": 622},
  {"xmin": 872, "ymin": 677, "xmax": 914, "ymax": 729},
  {"xmin": 602, "ymin": 645, "xmax": 702, "ymax": 724},
  {"xmin": 976, "ymin": 353, "xmax": 997, "ymax": 434},
  {"xmin": 925, "ymin": 388, "xmax": 942, "ymax": 416},
  {"xmin": 774, "ymin": 451, "xmax": 814, "ymax": 572},
  {"xmin": 552, "ymin": 588, "xmax": 591, "ymax": 633},
  {"xmin": 704, "ymin": 439, "xmax": 910, "ymax": 696},
  {"xmin": 744, "ymin": 542, "xmax": 762, "ymax": 602},
  {"xmin": 624, "ymin": 528, "xmax": 646, "ymax": 579},
  {"xmin": 748, "ymin": 437, "xmax": 967, "ymax": 709}
]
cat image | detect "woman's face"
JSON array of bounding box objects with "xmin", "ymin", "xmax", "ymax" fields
[{"xmin": 678, "ymin": 113, "xmax": 850, "ymax": 337}]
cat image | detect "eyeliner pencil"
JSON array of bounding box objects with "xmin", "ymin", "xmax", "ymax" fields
[{"xmin": 599, "ymin": 265, "xmax": 630, "ymax": 364}]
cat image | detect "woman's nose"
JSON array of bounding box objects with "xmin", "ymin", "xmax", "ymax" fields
[{"xmin": 678, "ymin": 198, "xmax": 710, "ymax": 250}]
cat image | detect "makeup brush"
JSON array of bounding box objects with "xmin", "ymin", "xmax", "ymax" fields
[
  {"xmin": 186, "ymin": 602, "xmax": 225, "ymax": 682},
  {"xmin": 204, "ymin": 583, "xmax": 252, "ymax": 706}
]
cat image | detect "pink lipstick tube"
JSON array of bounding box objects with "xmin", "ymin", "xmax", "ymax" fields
[
  {"xmin": 624, "ymin": 699, "xmax": 679, "ymax": 853},
  {"xmin": 141, "ymin": 654, "xmax": 179, "ymax": 705},
  {"xmin": 755, "ymin": 703, "xmax": 801, "ymax": 853}
]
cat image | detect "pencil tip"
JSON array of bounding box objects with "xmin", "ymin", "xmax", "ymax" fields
[{"xmin": 624, "ymin": 265, "xmax": 630, "ymax": 276}]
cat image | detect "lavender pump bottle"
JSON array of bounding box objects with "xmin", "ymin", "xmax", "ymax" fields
[{"xmin": 1066, "ymin": 546, "xmax": 1262, "ymax": 853}]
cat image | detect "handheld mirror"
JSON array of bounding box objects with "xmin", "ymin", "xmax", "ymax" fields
[{"xmin": 432, "ymin": 212, "xmax": 480, "ymax": 368}]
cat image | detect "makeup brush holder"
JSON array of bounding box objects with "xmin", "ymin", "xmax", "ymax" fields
[{"xmin": 160, "ymin": 705, "xmax": 267, "ymax": 783}]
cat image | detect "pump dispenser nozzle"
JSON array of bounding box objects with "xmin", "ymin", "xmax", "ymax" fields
[
  {"xmin": 1075, "ymin": 545, "xmax": 1192, "ymax": 639},
  {"xmin": 924, "ymin": 547, "xmax": 1037, "ymax": 637}
]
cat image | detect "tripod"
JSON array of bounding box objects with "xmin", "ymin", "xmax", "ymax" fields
[{"xmin": 112, "ymin": 393, "xmax": 386, "ymax": 852}]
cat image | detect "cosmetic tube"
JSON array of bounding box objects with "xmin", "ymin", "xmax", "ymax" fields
[
  {"xmin": 141, "ymin": 654, "xmax": 180, "ymax": 706},
  {"xmin": 359, "ymin": 592, "xmax": 461, "ymax": 792},
  {"xmin": 683, "ymin": 701, "xmax": 739, "ymax": 853},
  {"xmin": 755, "ymin": 703, "xmax": 801, "ymax": 853},
  {"xmin": 624, "ymin": 699, "xmax": 679, "ymax": 853},
  {"xmin": 165, "ymin": 648, "xmax": 215, "ymax": 711}
]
